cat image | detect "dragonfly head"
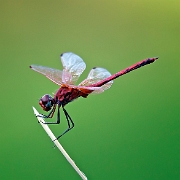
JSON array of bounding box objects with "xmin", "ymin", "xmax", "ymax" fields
[{"xmin": 39, "ymin": 94, "xmax": 54, "ymax": 111}]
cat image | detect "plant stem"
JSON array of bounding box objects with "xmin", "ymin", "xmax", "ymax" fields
[{"xmin": 32, "ymin": 107, "xmax": 88, "ymax": 180}]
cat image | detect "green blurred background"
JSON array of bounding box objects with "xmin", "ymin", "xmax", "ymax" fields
[{"xmin": 1, "ymin": 1, "xmax": 180, "ymax": 179}]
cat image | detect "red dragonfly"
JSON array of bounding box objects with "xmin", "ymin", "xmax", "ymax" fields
[{"xmin": 30, "ymin": 52, "xmax": 158, "ymax": 139}]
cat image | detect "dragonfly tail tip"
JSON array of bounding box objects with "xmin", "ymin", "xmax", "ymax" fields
[{"xmin": 152, "ymin": 57, "xmax": 159, "ymax": 62}]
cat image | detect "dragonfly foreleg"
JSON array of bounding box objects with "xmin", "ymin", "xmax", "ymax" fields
[
  {"xmin": 37, "ymin": 104, "xmax": 56, "ymax": 119},
  {"xmin": 39, "ymin": 104, "xmax": 61, "ymax": 124}
]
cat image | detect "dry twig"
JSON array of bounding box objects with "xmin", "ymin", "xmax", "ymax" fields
[{"xmin": 32, "ymin": 107, "xmax": 88, "ymax": 180}]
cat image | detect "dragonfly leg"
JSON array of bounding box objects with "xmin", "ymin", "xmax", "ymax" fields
[
  {"xmin": 37, "ymin": 104, "xmax": 56, "ymax": 119},
  {"xmin": 39, "ymin": 104, "xmax": 61, "ymax": 124},
  {"xmin": 55, "ymin": 106, "xmax": 74, "ymax": 140}
]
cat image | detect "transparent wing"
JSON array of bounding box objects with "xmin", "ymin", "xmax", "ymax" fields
[
  {"xmin": 30, "ymin": 65, "xmax": 63, "ymax": 85},
  {"xmin": 78, "ymin": 86, "xmax": 105, "ymax": 94},
  {"xmin": 61, "ymin": 52, "xmax": 86, "ymax": 84},
  {"xmin": 79, "ymin": 67, "xmax": 113, "ymax": 93},
  {"xmin": 69, "ymin": 85, "xmax": 105, "ymax": 94}
]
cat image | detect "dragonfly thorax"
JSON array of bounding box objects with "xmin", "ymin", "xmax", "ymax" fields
[{"xmin": 54, "ymin": 85, "xmax": 82, "ymax": 106}]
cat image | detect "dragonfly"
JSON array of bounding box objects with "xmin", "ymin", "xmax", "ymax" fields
[{"xmin": 30, "ymin": 52, "xmax": 158, "ymax": 140}]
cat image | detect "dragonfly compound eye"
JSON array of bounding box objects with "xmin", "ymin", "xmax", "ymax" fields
[{"xmin": 39, "ymin": 94, "xmax": 54, "ymax": 111}]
